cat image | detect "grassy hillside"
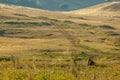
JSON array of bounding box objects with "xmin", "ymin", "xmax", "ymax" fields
[
  {"xmin": 68, "ymin": 2, "xmax": 120, "ymax": 17},
  {"xmin": 0, "ymin": 3, "xmax": 120, "ymax": 80}
]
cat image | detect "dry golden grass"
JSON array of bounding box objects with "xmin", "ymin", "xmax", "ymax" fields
[
  {"xmin": 67, "ymin": 2, "xmax": 120, "ymax": 17},
  {"xmin": 0, "ymin": 3, "xmax": 120, "ymax": 80}
]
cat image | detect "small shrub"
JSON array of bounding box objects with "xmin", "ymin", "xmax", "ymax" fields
[
  {"xmin": 84, "ymin": 40, "xmax": 92, "ymax": 42},
  {"xmin": 0, "ymin": 57, "xmax": 11, "ymax": 61},
  {"xmin": 37, "ymin": 16, "xmax": 49, "ymax": 20},
  {"xmin": 0, "ymin": 30, "xmax": 4, "ymax": 36},
  {"xmin": 63, "ymin": 20, "xmax": 74, "ymax": 24},
  {"xmin": 40, "ymin": 22, "xmax": 52, "ymax": 26},
  {"xmin": 99, "ymin": 25, "xmax": 115, "ymax": 29},
  {"xmin": 45, "ymin": 34, "xmax": 53, "ymax": 36},
  {"xmin": 50, "ymin": 18, "xmax": 59, "ymax": 22},
  {"xmin": 78, "ymin": 17, "xmax": 87, "ymax": 20},
  {"xmin": 79, "ymin": 23, "xmax": 90, "ymax": 26},
  {"xmin": 106, "ymin": 31, "xmax": 120, "ymax": 36}
]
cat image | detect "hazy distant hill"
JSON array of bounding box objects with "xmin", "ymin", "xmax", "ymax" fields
[{"xmin": 0, "ymin": 0, "xmax": 119, "ymax": 11}]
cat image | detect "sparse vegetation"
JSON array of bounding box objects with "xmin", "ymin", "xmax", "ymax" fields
[
  {"xmin": 0, "ymin": 30, "xmax": 4, "ymax": 36},
  {"xmin": 79, "ymin": 23, "xmax": 90, "ymax": 27},
  {"xmin": 63, "ymin": 20, "xmax": 74, "ymax": 24},
  {"xmin": 106, "ymin": 31, "xmax": 120, "ymax": 36},
  {"xmin": 0, "ymin": 54, "xmax": 119, "ymax": 80},
  {"xmin": 4, "ymin": 21, "xmax": 52, "ymax": 26},
  {"xmin": 114, "ymin": 38, "xmax": 120, "ymax": 46},
  {"xmin": 99, "ymin": 25, "xmax": 115, "ymax": 29},
  {"xmin": 0, "ymin": 2, "xmax": 120, "ymax": 80}
]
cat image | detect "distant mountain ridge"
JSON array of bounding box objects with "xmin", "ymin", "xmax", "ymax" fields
[{"xmin": 0, "ymin": 0, "xmax": 119, "ymax": 11}]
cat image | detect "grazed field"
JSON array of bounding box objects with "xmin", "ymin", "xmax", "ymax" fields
[{"xmin": 0, "ymin": 3, "xmax": 120, "ymax": 80}]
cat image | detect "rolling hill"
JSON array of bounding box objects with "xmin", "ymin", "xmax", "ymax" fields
[
  {"xmin": 0, "ymin": 3, "xmax": 58, "ymax": 17},
  {"xmin": 0, "ymin": 2, "xmax": 120, "ymax": 54},
  {"xmin": 0, "ymin": 2, "xmax": 120, "ymax": 80},
  {"xmin": 68, "ymin": 2, "xmax": 120, "ymax": 17}
]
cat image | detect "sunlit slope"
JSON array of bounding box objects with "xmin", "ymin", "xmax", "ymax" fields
[
  {"xmin": 0, "ymin": 3, "xmax": 64, "ymax": 19},
  {"xmin": 69, "ymin": 2, "xmax": 120, "ymax": 17},
  {"xmin": 0, "ymin": 3, "xmax": 120, "ymax": 56}
]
